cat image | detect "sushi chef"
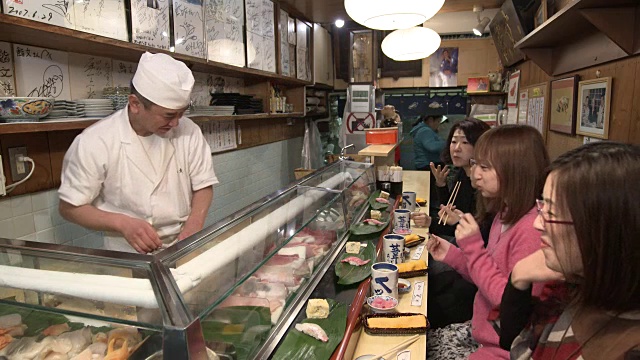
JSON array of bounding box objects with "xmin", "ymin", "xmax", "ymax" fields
[{"xmin": 58, "ymin": 52, "xmax": 218, "ymax": 254}]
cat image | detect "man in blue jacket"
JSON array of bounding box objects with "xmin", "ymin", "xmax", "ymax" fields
[{"xmin": 410, "ymin": 108, "xmax": 446, "ymax": 210}]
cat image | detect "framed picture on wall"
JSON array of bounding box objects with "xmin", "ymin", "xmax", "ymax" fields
[
  {"xmin": 467, "ymin": 77, "xmax": 490, "ymax": 93},
  {"xmin": 549, "ymin": 76, "xmax": 578, "ymax": 135},
  {"xmin": 534, "ymin": 1, "xmax": 548, "ymax": 28},
  {"xmin": 576, "ymin": 77, "xmax": 612, "ymax": 139}
]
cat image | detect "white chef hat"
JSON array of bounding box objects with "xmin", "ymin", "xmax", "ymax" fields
[{"xmin": 132, "ymin": 52, "xmax": 194, "ymax": 109}]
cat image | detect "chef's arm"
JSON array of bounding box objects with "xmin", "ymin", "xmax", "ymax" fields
[
  {"xmin": 178, "ymin": 186, "xmax": 213, "ymax": 241},
  {"xmin": 59, "ymin": 200, "xmax": 162, "ymax": 253}
]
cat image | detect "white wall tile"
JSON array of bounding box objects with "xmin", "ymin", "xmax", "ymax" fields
[
  {"xmin": 0, "ymin": 219, "xmax": 15, "ymax": 239},
  {"xmin": 13, "ymin": 214, "xmax": 35, "ymax": 238},
  {"xmin": 34, "ymin": 209, "xmax": 53, "ymax": 232},
  {"xmin": 31, "ymin": 192, "xmax": 50, "ymax": 211},
  {"xmin": 19, "ymin": 233, "xmax": 37, "ymax": 241},
  {"xmin": 11, "ymin": 195, "xmax": 32, "ymax": 217},
  {"xmin": 36, "ymin": 228, "xmax": 56, "ymax": 244},
  {"xmin": 0, "ymin": 199, "xmax": 12, "ymax": 220}
]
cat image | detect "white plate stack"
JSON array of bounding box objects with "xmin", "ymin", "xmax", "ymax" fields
[
  {"xmin": 76, "ymin": 99, "xmax": 115, "ymax": 118},
  {"xmin": 191, "ymin": 106, "xmax": 235, "ymax": 116},
  {"xmin": 49, "ymin": 100, "xmax": 86, "ymax": 119}
]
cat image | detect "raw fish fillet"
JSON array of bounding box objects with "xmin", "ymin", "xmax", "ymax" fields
[
  {"xmin": 363, "ymin": 219, "xmax": 384, "ymax": 225},
  {"xmin": 0, "ymin": 314, "xmax": 22, "ymax": 329},
  {"xmin": 294, "ymin": 323, "xmax": 329, "ymax": 342},
  {"xmin": 265, "ymin": 254, "xmax": 301, "ymax": 266},
  {"xmin": 43, "ymin": 323, "xmax": 70, "ymax": 336},
  {"xmin": 375, "ymin": 197, "xmax": 390, "ymax": 204},
  {"xmin": 340, "ymin": 257, "xmax": 370, "ymax": 266},
  {"xmin": 254, "ymin": 267, "xmax": 301, "ymax": 287}
]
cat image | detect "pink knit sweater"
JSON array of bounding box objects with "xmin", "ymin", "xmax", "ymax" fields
[{"xmin": 443, "ymin": 207, "xmax": 543, "ymax": 360}]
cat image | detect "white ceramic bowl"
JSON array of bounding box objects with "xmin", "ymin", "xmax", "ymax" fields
[
  {"xmin": 356, "ymin": 355, "xmax": 385, "ymax": 360},
  {"xmin": 367, "ymin": 295, "xmax": 398, "ymax": 313},
  {"xmin": 398, "ymin": 278, "xmax": 411, "ymax": 294},
  {"xmin": 0, "ymin": 97, "xmax": 54, "ymax": 120}
]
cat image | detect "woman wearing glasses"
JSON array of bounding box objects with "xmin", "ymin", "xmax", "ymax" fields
[
  {"xmin": 426, "ymin": 125, "xmax": 549, "ymax": 359},
  {"xmin": 500, "ymin": 142, "xmax": 640, "ymax": 359}
]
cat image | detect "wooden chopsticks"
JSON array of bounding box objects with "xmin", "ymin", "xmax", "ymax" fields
[
  {"xmin": 369, "ymin": 334, "xmax": 421, "ymax": 360},
  {"xmin": 439, "ymin": 181, "xmax": 461, "ymax": 225}
]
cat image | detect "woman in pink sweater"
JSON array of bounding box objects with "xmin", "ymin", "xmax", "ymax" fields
[{"xmin": 426, "ymin": 125, "xmax": 549, "ymax": 359}]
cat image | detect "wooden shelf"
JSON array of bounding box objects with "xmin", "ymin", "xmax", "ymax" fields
[
  {"xmin": 515, "ymin": 0, "xmax": 640, "ymax": 76},
  {"xmin": 0, "ymin": 113, "xmax": 305, "ymax": 134},
  {"xmin": 0, "ymin": 14, "xmax": 312, "ymax": 86},
  {"xmin": 467, "ymin": 92, "xmax": 506, "ymax": 96}
]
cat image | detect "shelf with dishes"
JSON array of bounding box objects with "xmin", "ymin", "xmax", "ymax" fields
[{"xmin": 0, "ymin": 14, "xmax": 312, "ymax": 87}]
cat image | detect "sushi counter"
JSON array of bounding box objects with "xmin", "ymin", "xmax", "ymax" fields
[{"xmin": 0, "ymin": 161, "xmax": 432, "ymax": 360}]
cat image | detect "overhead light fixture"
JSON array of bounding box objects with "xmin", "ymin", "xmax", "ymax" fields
[
  {"xmin": 335, "ymin": 19, "xmax": 345, "ymax": 28},
  {"xmin": 344, "ymin": 0, "xmax": 445, "ymax": 30},
  {"xmin": 381, "ymin": 27, "xmax": 441, "ymax": 61},
  {"xmin": 472, "ymin": 5, "xmax": 490, "ymax": 36}
]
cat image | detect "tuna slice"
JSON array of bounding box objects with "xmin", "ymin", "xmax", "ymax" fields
[{"xmin": 340, "ymin": 257, "xmax": 370, "ymax": 266}]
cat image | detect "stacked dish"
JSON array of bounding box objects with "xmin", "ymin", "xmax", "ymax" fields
[
  {"xmin": 48, "ymin": 100, "xmax": 86, "ymax": 119},
  {"xmin": 191, "ymin": 105, "xmax": 235, "ymax": 116},
  {"xmin": 76, "ymin": 99, "xmax": 115, "ymax": 118}
]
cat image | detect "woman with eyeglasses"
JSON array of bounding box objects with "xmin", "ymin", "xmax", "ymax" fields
[
  {"xmin": 426, "ymin": 125, "xmax": 550, "ymax": 359},
  {"xmin": 500, "ymin": 142, "xmax": 640, "ymax": 359}
]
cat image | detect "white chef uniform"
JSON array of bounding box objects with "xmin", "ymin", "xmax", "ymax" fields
[{"xmin": 58, "ymin": 52, "xmax": 218, "ymax": 252}]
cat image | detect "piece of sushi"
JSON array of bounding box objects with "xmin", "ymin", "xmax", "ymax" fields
[
  {"xmin": 295, "ymin": 323, "xmax": 329, "ymax": 342},
  {"xmin": 340, "ymin": 256, "xmax": 370, "ymax": 266},
  {"xmin": 370, "ymin": 210, "xmax": 382, "ymax": 220},
  {"xmin": 363, "ymin": 218, "xmax": 384, "ymax": 225},
  {"xmin": 375, "ymin": 197, "xmax": 390, "ymax": 204}
]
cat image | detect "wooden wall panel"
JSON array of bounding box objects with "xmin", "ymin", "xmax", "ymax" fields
[
  {"xmin": 236, "ymin": 118, "xmax": 304, "ymax": 150},
  {"xmin": 0, "ymin": 132, "xmax": 53, "ymax": 195},
  {"xmin": 518, "ymin": 54, "xmax": 640, "ymax": 159},
  {"xmin": 48, "ymin": 130, "xmax": 82, "ymax": 188}
]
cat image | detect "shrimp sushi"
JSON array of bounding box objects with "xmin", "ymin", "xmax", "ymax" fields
[
  {"xmin": 363, "ymin": 218, "xmax": 384, "ymax": 225},
  {"xmin": 294, "ymin": 323, "xmax": 329, "ymax": 342},
  {"xmin": 340, "ymin": 256, "xmax": 370, "ymax": 266},
  {"xmin": 375, "ymin": 197, "xmax": 390, "ymax": 204}
]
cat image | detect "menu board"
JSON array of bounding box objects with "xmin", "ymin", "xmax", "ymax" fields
[
  {"xmin": 0, "ymin": 42, "xmax": 16, "ymax": 96},
  {"xmin": 197, "ymin": 120, "xmax": 237, "ymax": 153},
  {"xmin": 296, "ymin": 20, "xmax": 311, "ymax": 81},
  {"xmin": 130, "ymin": 0, "xmax": 171, "ymax": 50},
  {"xmin": 279, "ymin": 10, "xmax": 291, "ymax": 77},
  {"xmin": 73, "ymin": 0, "xmax": 128, "ymax": 41},
  {"xmin": 112, "ymin": 61, "xmax": 137, "ymax": 88},
  {"xmin": 245, "ymin": 0, "xmax": 275, "ymax": 72},
  {"xmin": 173, "ymin": 0, "xmax": 206, "ymax": 58},
  {"xmin": 205, "ymin": 0, "xmax": 245, "ymax": 67},
  {"xmin": 13, "ymin": 44, "xmax": 71, "ymax": 101},
  {"xmin": 2, "ymin": 0, "xmax": 74, "ymax": 29},
  {"xmin": 69, "ymin": 54, "xmax": 113, "ymax": 99}
]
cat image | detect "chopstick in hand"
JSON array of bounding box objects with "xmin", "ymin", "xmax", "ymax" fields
[
  {"xmin": 370, "ymin": 334, "xmax": 421, "ymax": 360},
  {"xmin": 438, "ymin": 181, "xmax": 461, "ymax": 225}
]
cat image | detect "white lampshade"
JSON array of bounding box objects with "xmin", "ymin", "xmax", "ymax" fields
[
  {"xmin": 381, "ymin": 27, "xmax": 441, "ymax": 61},
  {"xmin": 345, "ymin": 0, "xmax": 445, "ymax": 30}
]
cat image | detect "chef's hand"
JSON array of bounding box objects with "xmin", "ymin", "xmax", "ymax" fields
[
  {"xmin": 455, "ymin": 213, "xmax": 480, "ymax": 240},
  {"xmin": 426, "ymin": 234, "xmax": 451, "ymax": 262},
  {"xmin": 411, "ymin": 211, "xmax": 431, "ymax": 228},
  {"xmin": 438, "ymin": 205, "xmax": 462, "ymax": 225},
  {"xmin": 118, "ymin": 217, "xmax": 162, "ymax": 254},
  {"xmin": 511, "ymin": 250, "xmax": 565, "ymax": 290},
  {"xmin": 429, "ymin": 162, "xmax": 450, "ymax": 187}
]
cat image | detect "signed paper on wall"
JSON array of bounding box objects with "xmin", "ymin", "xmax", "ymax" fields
[
  {"xmin": 13, "ymin": 44, "xmax": 71, "ymax": 101},
  {"xmin": 0, "ymin": 42, "xmax": 16, "ymax": 96}
]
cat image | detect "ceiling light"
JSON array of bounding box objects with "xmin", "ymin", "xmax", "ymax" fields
[
  {"xmin": 381, "ymin": 27, "xmax": 441, "ymax": 61},
  {"xmin": 344, "ymin": 0, "xmax": 445, "ymax": 30},
  {"xmin": 335, "ymin": 19, "xmax": 345, "ymax": 28},
  {"xmin": 473, "ymin": 17, "xmax": 490, "ymax": 36}
]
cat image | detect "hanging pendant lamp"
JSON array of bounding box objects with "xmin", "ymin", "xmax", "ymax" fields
[
  {"xmin": 344, "ymin": 0, "xmax": 445, "ymax": 30},
  {"xmin": 381, "ymin": 27, "xmax": 441, "ymax": 61}
]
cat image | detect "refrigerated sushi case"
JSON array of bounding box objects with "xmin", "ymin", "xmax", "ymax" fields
[{"xmin": 0, "ymin": 160, "xmax": 374, "ymax": 360}]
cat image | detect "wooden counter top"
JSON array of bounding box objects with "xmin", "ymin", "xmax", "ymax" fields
[{"xmin": 358, "ymin": 144, "xmax": 398, "ymax": 157}]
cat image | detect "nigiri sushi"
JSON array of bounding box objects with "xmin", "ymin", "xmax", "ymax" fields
[
  {"xmin": 375, "ymin": 197, "xmax": 390, "ymax": 204},
  {"xmin": 340, "ymin": 256, "xmax": 370, "ymax": 266},
  {"xmin": 294, "ymin": 323, "xmax": 329, "ymax": 342},
  {"xmin": 363, "ymin": 218, "xmax": 384, "ymax": 225}
]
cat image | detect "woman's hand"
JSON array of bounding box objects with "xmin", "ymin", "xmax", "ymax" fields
[
  {"xmin": 511, "ymin": 250, "xmax": 565, "ymax": 290},
  {"xmin": 426, "ymin": 234, "xmax": 452, "ymax": 262},
  {"xmin": 411, "ymin": 211, "xmax": 431, "ymax": 228},
  {"xmin": 438, "ymin": 205, "xmax": 462, "ymax": 225},
  {"xmin": 455, "ymin": 213, "xmax": 480, "ymax": 240},
  {"xmin": 429, "ymin": 162, "xmax": 450, "ymax": 187}
]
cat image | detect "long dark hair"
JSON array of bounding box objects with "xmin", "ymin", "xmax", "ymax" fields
[
  {"xmin": 474, "ymin": 125, "xmax": 549, "ymax": 225},
  {"xmin": 441, "ymin": 118, "xmax": 491, "ymax": 163},
  {"xmin": 548, "ymin": 142, "xmax": 640, "ymax": 312}
]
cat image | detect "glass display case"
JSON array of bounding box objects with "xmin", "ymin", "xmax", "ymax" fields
[{"xmin": 0, "ymin": 160, "xmax": 374, "ymax": 360}]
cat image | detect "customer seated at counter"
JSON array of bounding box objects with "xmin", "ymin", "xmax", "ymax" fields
[
  {"xmin": 500, "ymin": 142, "xmax": 640, "ymax": 360},
  {"xmin": 426, "ymin": 125, "xmax": 549, "ymax": 359},
  {"xmin": 411, "ymin": 118, "xmax": 491, "ymax": 329},
  {"xmin": 410, "ymin": 108, "xmax": 446, "ymax": 210}
]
